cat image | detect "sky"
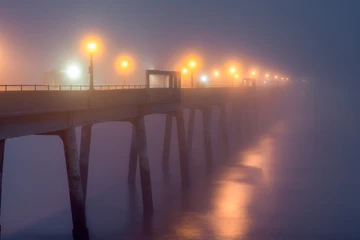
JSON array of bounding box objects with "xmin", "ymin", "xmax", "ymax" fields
[{"xmin": 0, "ymin": 0, "xmax": 359, "ymax": 87}]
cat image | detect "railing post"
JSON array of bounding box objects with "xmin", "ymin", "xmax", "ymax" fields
[
  {"xmin": 35, "ymin": 84, "xmax": 37, "ymax": 91},
  {"xmin": 48, "ymin": 85, "xmax": 50, "ymax": 91},
  {"xmin": 21, "ymin": 85, "xmax": 23, "ymax": 91},
  {"xmin": 59, "ymin": 85, "xmax": 62, "ymax": 91},
  {"xmin": 5, "ymin": 85, "xmax": 7, "ymax": 91},
  {"xmin": 70, "ymin": 85, "xmax": 72, "ymax": 91}
]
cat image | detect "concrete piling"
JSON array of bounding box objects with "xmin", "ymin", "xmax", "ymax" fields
[
  {"xmin": 0, "ymin": 140, "xmax": 5, "ymax": 239},
  {"xmin": 60, "ymin": 128, "xmax": 89, "ymax": 240},
  {"xmin": 128, "ymin": 125, "xmax": 138, "ymax": 184},
  {"xmin": 202, "ymin": 107, "xmax": 213, "ymax": 172},
  {"xmin": 162, "ymin": 114, "xmax": 173, "ymax": 169},
  {"xmin": 186, "ymin": 109, "xmax": 195, "ymax": 160},
  {"xmin": 133, "ymin": 117, "xmax": 154, "ymax": 215},
  {"xmin": 220, "ymin": 104, "xmax": 229, "ymax": 158},
  {"xmin": 174, "ymin": 110, "xmax": 190, "ymax": 187},
  {"xmin": 79, "ymin": 124, "xmax": 92, "ymax": 203}
]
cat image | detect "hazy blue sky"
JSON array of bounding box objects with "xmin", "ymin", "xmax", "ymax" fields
[{"xmin": 0, "ymin": 0, "xmax": 359, "ymax": 86}]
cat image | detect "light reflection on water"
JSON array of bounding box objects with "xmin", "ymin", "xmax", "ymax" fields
[
  {"xmin": 2, "ymin": 115, "xmax": 287, "ymax": 240},
  {"xmin": 170, "ymin": 122, "xmax": 285, "ymax": 240}
]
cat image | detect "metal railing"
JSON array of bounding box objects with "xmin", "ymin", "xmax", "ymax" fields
[
  {"xmin": 0, "ymin": 84, "xmax": 147, "ymax": 91},
  {"xmin": 0, "ymin": 83, "xmax": 265, "ymax": 92}
]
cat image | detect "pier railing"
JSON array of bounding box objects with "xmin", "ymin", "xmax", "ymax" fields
[{"xmin": 0, "ymin": 84, "xmax": 256, "ymax": 91}]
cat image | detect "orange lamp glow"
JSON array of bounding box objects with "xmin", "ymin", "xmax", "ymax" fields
[
  {"xmin": 189, "ymin": 60, "xmax": 197, "ymax": 68},
  {"xmin": 121, "ymin": 60, "xmax": 129, "ymax": 69},
  {"xmin": 87, "ymin": 43, "xmax": 97, "ymax": 53},
  {"xmin": 182, "ymin": 68, "xmax": 189, "ymax": 74}
]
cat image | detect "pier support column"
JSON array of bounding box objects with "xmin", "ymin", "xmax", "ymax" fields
[
  {"xmin": 133, "ymin": 117, "xmax": 153, "ymax": 215},
  {"xmin": 174, "ymin": 110, "xmax": 190, "ymax": 187},
  {"xmin": 128, "ymin": 125, "xmax": 138, "ymax": 184},
  {"xmin": 186, "ymin": 109, "xmax": 195, "ymax": 160},
  {"xmin": 220, "ymin": 104, "xmax": 229, "ymax": 158},
  {"xmin": 162, "ymin": 114, "xmax": 173, "ymax": 169},
  {"xmin": 60, "ymin": 128, "xmax": 89, "ymax": 240},
  {"xmin": 0, "ymin": 140, "xmax": 5, "ymax": 239},
  {"xmin": 233, "ymin": 101, "xmax": 243, "ymax": 144},
  {"xmin": 251, "ymin": 91, "xmax": 259, "ymax": 138},
  {"xmin": 79, "ymin": 124, "xmax": 92, "ymax": 203},
  {"xmin": 202, "ymin": 107, "xmax": 213, "ymax": 172}
]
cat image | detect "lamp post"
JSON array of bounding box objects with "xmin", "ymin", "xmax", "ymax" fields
[
  {"xmin": 213, "ymin": 70, "xmax": 220, "ymax": 86},
  {"xmin": 188, "ymin": 60, "xmax": 197, "ymax": 88},
  {"xmin": 229, "ymin": 67, "xmax": 236, "ymax": 87},
  {"xmin": 182, "ymin": 68, "xmax": 189, "ymax": 87},
  {"xmin": 87, "ymin": 43, "xmax": 96, "ymax": 90},
  {"xmin": 265, "ymin": 74, "xmax": 269, "ymax": 85},
  {"xmin": 121, "ymin": 60, "xmax": 129, "ymax": 85}
]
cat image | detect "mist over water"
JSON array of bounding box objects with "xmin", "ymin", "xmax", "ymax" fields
[{"xmin": 2, "ymin": 83, "xmax": 360, "ymax": 239}]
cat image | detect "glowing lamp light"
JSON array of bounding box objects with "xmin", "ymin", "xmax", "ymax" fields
[
  {"xmin": 281, "ymin": 77, "xmax": 284, "ymax": 80},
  {"xmin": 275, "ymin": 76, "xmax": 279, "ymax": 79},
  {"xmin": 66, "ymin": 65, "xmax": 81, "ymax": 80},
  {"xmin": 121, "ymin": 60, "xmax": 129, "ymax": 69},
  {"xmin": 189, "ymin": 60, "xmax": 197, "ymax": 68},
  {"xmin": 182, "ymin": 68, "xmax": 188, "ymax": 74},
  {"xmin": 213, "ymin": 70, "xmax": 220, "ymax": 77},
  {"xmin": 265, "ymin": 74, "xmax": 269, "ymax": 78},
  {"xmin": 229, "ymin": 67, "xmax": 236, "ymax": 74},
  {"xmin": 200, "ymin": 75, "xmax": 208, "ymax": 83},
  {"xmin": 251, "ymin": 71, "xmax": 256, "ymax": 76},
  {"xmin": 87, "ymin": 43, "xmax": 97, "ymax": 53},
  {"xmin": 235, "ymin": 74, "xmax": 239, "ymax": 79}
]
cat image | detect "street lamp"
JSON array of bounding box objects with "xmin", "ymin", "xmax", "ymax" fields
[
  {"xmin": 66, "ymin": 65, "xmax": 81, "ymax": 80},
  {"xmin": 188, "ymin": 60, "xmax": 197, "ymax": 88},
  {"xmin": 264, "ymin": 74, "xmax": 269, "ymax": 85},
  {"xmin": 200, "ymin": 74, "xmax": 208, "ymax": 83},
  {"xmin": 87, "ymin": 42, "xmax": 97, "ymax": 90},
  {"xmin": 182, "ymin": 68, "xmax": 189, "ymax": 87},
  {"xmin": 120, "ymin": 60, "xmax": 129, "ymax": 85},
  {"xmin": 229, "ymin": 66, "xmax": 237, "ymax": 87}
]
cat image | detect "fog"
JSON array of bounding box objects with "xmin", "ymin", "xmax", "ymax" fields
[{"xmin": 0, "ymin": 82, "xmax": 358, "ymax": 239}]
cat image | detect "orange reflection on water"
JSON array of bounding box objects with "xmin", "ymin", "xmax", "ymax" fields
[
  {"xmin": 211, "ymin": 180, "xmax": 253, "ymax": 238},
  {"xmin": 210, "ymin": 121, "xmax": 287, "ymax": 239},
  {"xmin": 174, "ymin": 214, "xmax": 204, "ymax": 239},
  {"xmin": 172, "ymin": 121, "xmax": 287, "ymax": 239}
]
